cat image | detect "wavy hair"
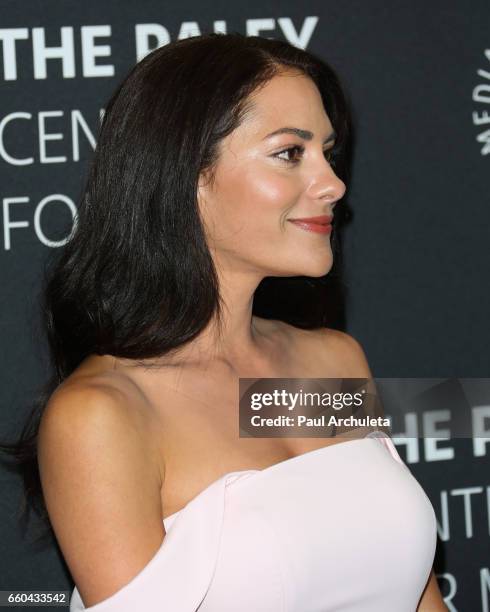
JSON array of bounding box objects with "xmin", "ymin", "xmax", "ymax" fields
[{"xmin": 0, "ymin": 32, "xmax": 353, "ymax": 546}]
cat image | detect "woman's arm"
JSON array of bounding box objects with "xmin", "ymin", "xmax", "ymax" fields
[
  {"xmin": 38, "ymin": 382, "xmax": 165, "ymax": 608},
  {"xmin": 417, "ymin": 569, "xmax": 448, "ymax": 611}
]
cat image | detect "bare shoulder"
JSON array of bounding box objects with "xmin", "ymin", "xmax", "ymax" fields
[
  {"xmin": 275, "ymin": 321, "xmax": 373, "ymax": 378},
  {"xmin": 38, "ymin": 377, "xmax": 165, "ymax": 607},
  {"xmin": 318, "ymin": 328, "xmax": 373, "ymax": 377}
]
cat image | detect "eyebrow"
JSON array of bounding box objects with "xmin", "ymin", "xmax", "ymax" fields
[{"xmin": 262, "ymin": 127, "xmax": 337, "ymax": 144}]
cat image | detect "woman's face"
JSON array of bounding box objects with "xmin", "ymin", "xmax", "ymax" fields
[{"xmin": 198, "ymin": 70, "xmax": 347, "ymax": 279}]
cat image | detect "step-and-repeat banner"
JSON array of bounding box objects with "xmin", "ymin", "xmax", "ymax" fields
[{"xmin": 1, "ymin": 2, "xmax": 488, "ymax": 610}]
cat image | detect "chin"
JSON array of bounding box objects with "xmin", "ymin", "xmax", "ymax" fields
[
  {"xmin": 275, "ymin": 258, "xmax": 333, "ymax": 278},
  {"xmin": 298, "ymin": 253, "xmax": 334, "ymax": 277},
  {"xmin": 260, "ymin": 249, "xmax": 333, "ymax": 278},
  {"xmin": 305, "ymin": 264, "xmax": 333, "ymax": 278}
]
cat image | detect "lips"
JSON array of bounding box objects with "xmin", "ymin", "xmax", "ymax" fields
[
  {"xmin": 288, "ymin": 216, "xmax": 333, "ymax": 235},
  {"xmin": 288, "ymin": 215, "xmax": 333, "ymax": 225}
]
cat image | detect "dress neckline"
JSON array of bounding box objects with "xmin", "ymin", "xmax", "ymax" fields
[{"xmin": 162, "ymin": 435, "xmax": 377, "ymax": 525}]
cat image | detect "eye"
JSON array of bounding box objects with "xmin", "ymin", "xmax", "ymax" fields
[
  {"xmin": 274, "ymin": 145, "xmax": 338, "ymax": 166},
  {"xmin": 274, "ymin": 145, "xmax": 305, "ymax": 164},
  {"xmin": 323, "ymin": 148, "xmax": 337, "ymax": 166}
]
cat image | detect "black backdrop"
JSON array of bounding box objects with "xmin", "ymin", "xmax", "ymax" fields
[{"xmin": 1, "ymin": 1, "xmax": 489, "ymax": 610}]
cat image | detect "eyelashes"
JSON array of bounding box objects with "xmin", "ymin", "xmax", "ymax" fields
[{"xmin": 273, "ymin": 144, "xmax": 338, "ymax": 166}]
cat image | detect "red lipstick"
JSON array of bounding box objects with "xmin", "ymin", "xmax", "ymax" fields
[{"xmin": 288, "ymin": 215, "xmax": 333, "ymax": 235}]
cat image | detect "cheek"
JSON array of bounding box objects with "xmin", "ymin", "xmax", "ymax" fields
[
  {"xmin": 218, "ymin": 166, "xmax": 299, "ymax": 238},
  {"xmin": 246, "ymin": 168, "xmax": 295, "ymax": 210}
]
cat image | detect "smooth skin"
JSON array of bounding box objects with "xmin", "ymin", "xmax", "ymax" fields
[{"xmin": 38, "ymin": 69, "xmax": 447, "ymax": 610}]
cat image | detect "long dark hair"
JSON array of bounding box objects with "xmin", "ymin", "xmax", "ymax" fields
[{"xmin": 0, "ymin": 32, "xmax": 353, "ymax": 546}]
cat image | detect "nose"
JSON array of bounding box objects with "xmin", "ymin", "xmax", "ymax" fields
[{"xmin": 308, "ymin": 165, "xmax": 346, "ymax": 208}]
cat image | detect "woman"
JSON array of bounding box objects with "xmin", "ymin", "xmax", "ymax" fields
[{"xmin": 4, "ymin": 33, "xmax": 446, "ymax": 610}]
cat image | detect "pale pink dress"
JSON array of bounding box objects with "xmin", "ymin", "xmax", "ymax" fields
[{"xmin": 69, "ymin": 430, "xmax": 437, "ymax": 611}]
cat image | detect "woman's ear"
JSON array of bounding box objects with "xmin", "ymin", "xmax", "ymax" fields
[
  {"xmin": 197, "ymin": 165, "xmax": 218, "ymax": 213},
  {"xmin": 196, "ymin": 170, "xmax": 214, "ymax": 237},
  {"xmin": 197, "ymin": 166, "xmax": 215, "ymax": 198}
]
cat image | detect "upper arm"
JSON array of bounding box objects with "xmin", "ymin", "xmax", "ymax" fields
[
  {"xmin": 417, "ymin": 569, "xmax": 448, "ymax": 611},
  {"xmin": 37, "ymin": 383, "xmax": 165, "ymax": 608}
]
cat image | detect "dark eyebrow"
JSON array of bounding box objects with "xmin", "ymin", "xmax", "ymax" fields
[{"xmin": 262, "ymin": 127, "xmax": 336, "ymax": 144}]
